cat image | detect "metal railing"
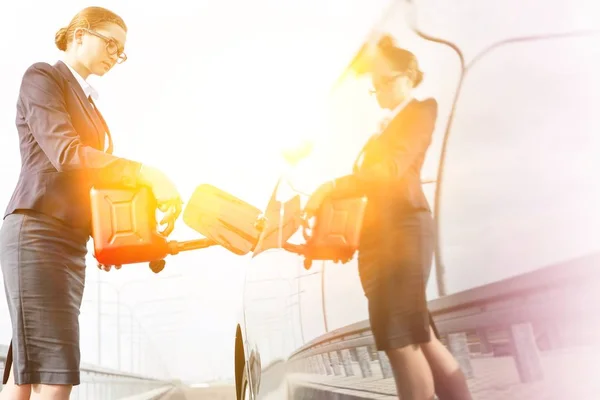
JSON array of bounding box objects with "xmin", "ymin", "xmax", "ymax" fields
[
  {"xmin": 0, "ymin": 344, "xmax": 175, "ymax": 399},
  {"xmin": 286, "ymin": 252, "xmax": 600, "ymax": 384}
]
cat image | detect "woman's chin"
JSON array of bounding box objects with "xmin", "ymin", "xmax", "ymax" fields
[
  {"xmin": 378, "ymin": 99, "xmax": 393, "ymax": 110},
  {"xmin": 94, "ymin": 63, "xmax": 111, "ymax": 76}
]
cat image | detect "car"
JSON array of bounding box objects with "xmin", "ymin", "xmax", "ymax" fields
[{"xmin": 185, "ymin": 1, "xmax": 600, "ymax": 398}]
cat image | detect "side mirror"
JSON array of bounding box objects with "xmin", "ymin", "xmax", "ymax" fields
[{"xmin": 182, "ymin": 184, "xmax": 262, "ymax": 255}]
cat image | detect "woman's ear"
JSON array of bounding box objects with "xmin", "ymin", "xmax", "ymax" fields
[
  {"xmin": 73, "ymin": 28, "xmax": 84, "ymax": 45},
  {"xmin": 397, "ymin": 75, "xmax": 414, "ymax": 96}
]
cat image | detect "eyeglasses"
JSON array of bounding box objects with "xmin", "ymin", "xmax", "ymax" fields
[{"xmin": 82, "ymin": 28, "xmax": 127, "ymax": 64}]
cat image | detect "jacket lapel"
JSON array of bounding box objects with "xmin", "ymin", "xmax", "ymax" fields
[
  {"xmin": 353, "ymin": 100, "xmax": 418, "ymax": 173},
  {"xmin": 90, "ymin": 102, "xmax": 113, "ymax": 154},
  {"xmin": 54, "ymin": 61, "xmax": 105, "ymax": 150},
  {"xmin": 379, "ymin": 99, "xmax": 416, "ymax": 141}
]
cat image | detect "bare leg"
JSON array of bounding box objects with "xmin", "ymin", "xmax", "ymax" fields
[
  {"xmin": 0, "ymin": 362, "xmax": 31, "ymax": 400},
  {"xmin": 385, "ymin": 343, "xmax": 436, "ymax": 400},
  {"xmin": 29, "ymin": 384, "xmax": 73, "ymax": 400},
  {"xmin": 420, "ymin": 327, "xmax": 473, "ymax": 400}
]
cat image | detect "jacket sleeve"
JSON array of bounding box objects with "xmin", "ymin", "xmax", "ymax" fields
[
  {"xmin": 330, "ymin": 99, "xmax": 438, "ymax": 198},
  {"xmin": 19, "ymin": 62, "xmax": 142, "ymax": 187}
]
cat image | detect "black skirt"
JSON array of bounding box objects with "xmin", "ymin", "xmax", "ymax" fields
[
  {"xmin": 0, "ymin": 210, "xmax": 88, "ymax": 385},
  {"xmin": 358, "ymin": 210, "xmax": 439, "ymax": 351}
]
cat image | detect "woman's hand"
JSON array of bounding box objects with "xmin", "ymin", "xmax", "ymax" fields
[
  {"xmin": 97, "ymin": 262, "xmax": 122, "ymax": 272},
  {"xmin": 93, "ymin": 252, "xmax": 122, "ymax": 272},
  {"xmin": 304, "ymin": 181, "xmax": 335, "ymax": 219},
  {"xmin": 138, "ymin": 165, "xmax": 183, "ymax": 235}
]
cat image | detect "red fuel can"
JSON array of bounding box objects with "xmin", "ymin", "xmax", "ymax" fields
[
  {"xmin": 281, "ymin": 196, "xmax": 368, "ymax": 270},
  {"xmin": 90, "ymin": 186, "xmax": 170, "ymax": 266}
]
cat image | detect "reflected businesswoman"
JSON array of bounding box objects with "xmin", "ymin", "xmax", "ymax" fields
[
  {"xmin": 0, "ymin": 7, "xmax": 181, "ymax": 400},
  {"xmin": 305, "ymin": 36, "xmax": 473, "ymax": 400}
]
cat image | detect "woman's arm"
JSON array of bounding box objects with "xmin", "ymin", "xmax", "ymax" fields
[
  {"xmin": 330, "ymin": 99, "xmax": 438, "ymax": 198},
  {"xmin": 19, "ymin": 62, "xmax": 142, "ymax": 186}
]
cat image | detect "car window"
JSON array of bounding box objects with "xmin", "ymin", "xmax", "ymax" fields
[
  {"xmin": 437, "ymin": 33, "xmax": 600, "ymax": 294},
  {"xmin": 281, "ymin": 0, "xmax": 462, "ymax": 205},
  {"xmin": 415, "ymin": 0, "xmax": 599, "ymax": 62}
]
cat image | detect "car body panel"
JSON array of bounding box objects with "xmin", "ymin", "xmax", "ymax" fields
[{"xmin": 234, "ymin": 1, "xmax": 600, "ymax": 398}]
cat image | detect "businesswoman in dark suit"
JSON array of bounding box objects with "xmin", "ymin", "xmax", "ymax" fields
[
  {"xmin": 306, "ymin": 37, "xmax": 472, "ymax": 400},
  {"xmin": 0, "ymin": 7, "xmax": 181, "ymax": 400}
]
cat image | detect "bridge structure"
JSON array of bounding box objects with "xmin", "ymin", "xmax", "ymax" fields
[{"xmin": 0, "ymin": 253, "xmax": 591, "ymax": 399}]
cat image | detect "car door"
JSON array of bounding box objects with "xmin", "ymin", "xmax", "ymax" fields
[
  {"xmin": 239, "ymin": 171, "xmax": 304, "ymax": 369},
  {"xmin": 256, "ymin": 154, "xmax": 337, "ymax": 348}
]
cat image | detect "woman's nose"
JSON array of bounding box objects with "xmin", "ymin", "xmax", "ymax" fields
[{"xmin": 107, "ymin": 52, "xmax": 118, "ymax": 62}]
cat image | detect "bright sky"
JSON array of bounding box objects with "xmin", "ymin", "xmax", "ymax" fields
[
  {"xmin": 0, "ymin": 0, "xmax": 392, "ymax": 383},
  {"xmin": 1, "ymin": 0, "xmax": 599, "ymax": 385}
]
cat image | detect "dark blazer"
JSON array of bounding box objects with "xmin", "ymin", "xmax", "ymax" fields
[
  {"xmin": 331, "ymin": 98, "xmax": 437, "ymax": 223},
  {"xmin": 3, "ymin": 60, "xmax": 141, "ymax": 232}
]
